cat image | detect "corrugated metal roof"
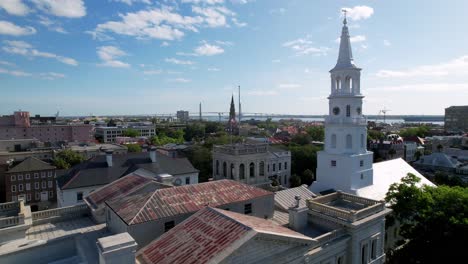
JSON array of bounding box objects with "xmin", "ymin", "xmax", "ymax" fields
[
  {"xmin": 275, "ymin": 185, "xmax": 317, "ymax": 212},
  {"xmin": 107, "ymin": 179, "xmax": 273, "ymax": 225},
  {"xmin": 84, "ymin": 171, "xmax": 171, "ymax": 210},
  {"xmin": 136, "ymin": 207, "xmax": 312, "ymax": 264}
]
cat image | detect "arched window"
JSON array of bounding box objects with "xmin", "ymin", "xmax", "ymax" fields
[
  {"xmin": 223, "ymin": 162, "xmax": 227, "ymax": 177},
  {"xmin": 346, "ymin": 76, "xmax": 353, "ymax": 93},
  {"xmin": 216, "ymin": 160, "xmax": 219, "ymax": 175},
  {"xmin": 230, "ymin": 164, "xmax": 235, "ymax": 179},
  {"xmin": 346, "ymin": 105, "xmax": 351, "ymax": 117},
  {"xmin": 259, "ymin": 161, "xmax": 265, "ymax": 176},
  {"xmin": 336, "ymin": 77, "xmax": 341, "ymax": 91},
  {"xmin": 239, "ymin": 164, "xmax": 245, "ymax": 179},
  {"xmin": 361, "ymin": 134, "xmax": 365, "ymax": 148},
  {"xmin": 346, "ymin": 134, "xmax": 352, "ymax": 149},
  {"xmin": 331, "ymin": 134, "xmax": 337, "ymax": 148},
  {"xmin": 249, "ymin": 162, "xmax": 255, "ymax": 178}
]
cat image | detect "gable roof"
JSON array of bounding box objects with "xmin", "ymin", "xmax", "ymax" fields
[
  {"xmin": 356, "ymin": 158, "xmax": 436, "ymax": 201},
  {"xmin": 275, "ymin": 185, "xmax": 317, "ymax": 212},
  {"xmin": 414, "ymin": 152, "xmax": 461, "ymax": 168},
  {"xmin": 136, "ymin": 207, "xmax": 313, "ymax": 264},
  {"xmin": 106, "ymin": 179, "xmax": 273, "ymax": 225},
  {"xmin": 84, "ymin": 170, "xmax": 172, "ymax": 210},
  {"xmin": 7, "ymin": 157, "xmax": 55, "ymax": 173},
  {"xmin": 56, "ymin": 152, "xmax": 198, "ymax": 190}
]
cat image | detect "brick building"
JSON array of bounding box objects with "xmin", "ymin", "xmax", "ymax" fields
[
  {"xmin": 0, "ymin": 111, "xmax": 93, "ymax": 144},
  {"xmin": 2, "ymin": 157, "xmax": 56, "ymax": 210}
]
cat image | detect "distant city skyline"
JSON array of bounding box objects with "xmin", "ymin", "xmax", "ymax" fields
[{"xmin": 1, "ymin": 0, "xmax": 467, "ymax": 116}]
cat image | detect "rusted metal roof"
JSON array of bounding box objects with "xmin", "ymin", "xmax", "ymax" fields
[
  {"xmin": 106, "ymin": 179, "xmax": 273, "ymax": 225},
  {"xmin": 84, "ymin": 171, "xmax": 171, "ymax": 210},
  {"xmin": 136, "ymin": 207, "xmax": 312, "ymax": 264}
]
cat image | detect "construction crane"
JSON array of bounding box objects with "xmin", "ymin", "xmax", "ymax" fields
[{"xmin": 379, "ymin": 108, "xmax": 391, "ymax": 124}]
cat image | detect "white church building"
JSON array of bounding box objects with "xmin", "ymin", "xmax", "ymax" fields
[{"xmin": 311, "ymin": 16, "xmax": 434, "ymax": 200}]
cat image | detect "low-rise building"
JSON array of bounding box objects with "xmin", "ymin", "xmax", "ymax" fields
[
  {"xmin": 136, "ymin": 191, "xmax": 391, "ymax": 264},
  {"xmin": 56, "ymin": 148, "xmax": 198, "ymax": 207},
  {"xmin": 68, "ymin": 143, "xmax": 128, "ymax": 159},
  {"xmin": 95, "ymin": 126, "xmax": 156, "ymax": 143},
  {"xmin": 2, "ymin": 157, "xmax": 56, "ymax": 210},
  {"xmin": 105, "ymin": 179, "xmax": 274, "ymax": 249},
  {"xmin": 0, "ymin": 111, "xmax": 93, "ymax": 144},
  {"xmin": 213, "ymin": 143, "xmax": 292, "ymax": 188}
]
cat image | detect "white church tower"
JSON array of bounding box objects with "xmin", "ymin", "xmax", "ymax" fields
[{"xmin": 311, "ymin": 14, "xmax": 374, "ymax": 194}]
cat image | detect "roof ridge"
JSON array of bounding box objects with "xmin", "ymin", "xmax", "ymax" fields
[{"xmin": 129, "ymin": 187, "xmax": 162, "ymax": 225}]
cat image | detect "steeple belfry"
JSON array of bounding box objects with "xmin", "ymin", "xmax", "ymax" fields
[{"xmin": 312, "ymin": 16, "xmax": 374, "ymax": 195}]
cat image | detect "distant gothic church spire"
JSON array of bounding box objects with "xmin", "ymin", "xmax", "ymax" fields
[{"xmin": 229, "ymin": 94, "xmax": 236, "ymax": 123}]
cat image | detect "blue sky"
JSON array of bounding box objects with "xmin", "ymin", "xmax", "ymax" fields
[{"xmin": 0, "ymin": 0, "xmax": 467, "ymax": 116}]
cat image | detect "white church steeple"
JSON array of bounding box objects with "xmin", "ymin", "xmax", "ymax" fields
[{"xmin": 311, "ymin": 16, "xmax": 374, "ymax": 195}]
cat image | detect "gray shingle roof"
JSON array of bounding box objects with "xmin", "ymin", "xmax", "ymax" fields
[
  {"xmin": 7, "ymin": 157, "xmax": 55, "ymax": 173},
  {"xmin": 274, "ymin": 185, "xmax": 317, "ymax": 212},
  {"xmin": 56, "ymin": 152, "xmax": 198, "ymax": 190}
]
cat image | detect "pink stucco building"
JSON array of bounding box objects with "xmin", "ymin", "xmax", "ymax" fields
[{"xmin": 0, "ymin": 111, "xmax": 93, "ymax": 143}]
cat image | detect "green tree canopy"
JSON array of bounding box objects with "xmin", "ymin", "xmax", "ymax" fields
[
  {"xmin": 291, "ymin": 134, "xmax": 312, "ymax": 146},
  {"xmin": 305, "ymin": 126, "xmax": 324, "ymax": 142},
  {"xmin": 301, "ymin": 169, "xmax": 315, "ymax": 186},
  {"xmin": 399, "ymin": 126, "xmax": 430, "ymax": 138},
  {"xmin": 53, "ymin": 149, "xmax": 85, "ymax": 169},
  {"xmin": 126, "ymin": 144, "xmax": 142, "ymax": 153},
  {"xmin": 122, "ymin": 128, "xmax": 140, "ymax": 137},
  {"xmin": 385, "ymin": 173, "xmax": 468, "ymax": 263},
  {"xmin": 184, "ymin": 123, "xmax": 206, "ymax": 141},
  {"xmin": 288, "ymin": 144, "xmax": 320, "ymax": 181},
  {"xmin": 289, "ymin": 174, "xmax": 302, "ymax": 187}
]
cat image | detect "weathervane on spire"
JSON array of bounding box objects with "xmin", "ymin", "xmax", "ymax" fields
[{"xmin": 342, "ymin": 9, "xmax": 347, "ymax": 25}]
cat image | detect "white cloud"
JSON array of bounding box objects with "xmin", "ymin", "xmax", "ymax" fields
[
  {"xmin": 90, "ymin": 7, "xmax": 202, "ymax": 41},
  {"xmin": 272, "ymin": 59, "xmax": 280, "ymax": 63},
  {"xmin": 335, "ymin": 35, "xmax": 366, "ymax": 43},
  {"xmin": 0, "ymin": 67, "xmax": 31, "ymax": 77},
  {"xmin": 376, "ymin": 55, "xmax": 468, "ymax": 78},
  {"xmin": 194, "ymin": 42, "xmax": 224, "ymax": 56},
  {"xmin": 283, "ymin": 37, "xmax": 329, "ymax": 56},
  {"xmin": 169, "ymin": 78, "xmax": 191, "ymax": 83},
  {"xmin": 215, "ymin": 40, "xmax": 233, "ymax": 46},
  {"xmin": 383, "ymin": 40, "xmax": 391, "ymax": 46},
  {"xmin": 39, "ymin": 72, "xmax": 66, "ymax": 80},
  {"xmin": 0, "ymin": 0, "xmax": 30, "ymax": 16},
  {"xmin": 97, "ymin": 46, "xmax": 130, "ymax": 68},
  {"xmin": 231, "ymin": 17, "xmax": 247, "ymax": 27},
  {"xmin": 182, "ymin": 0, "xmax": 224, "ymax": 4},
  {"xmin": 0, "ymin": 60, "xmax": 15, "ymax": 67},
  {"xmin": 111, "ymin": 0, "xmax": 151, "ymax": 5},
  {"xmin": 143, "ymin": 69, "xmax": 162, "ymax": 75},
  {"xmin": 278, "ymin": 83, "xmax": 301, "ymax": 89},
  {"xmin": 3, "ymin": 40, "xmax": 78, "ymax": 66},
  {"xmin": 208, "ymin": 67, "xmax": 220, "ymax": 71},
  {"xmin": 247, "ymin": 90, "xmax": 279, "ymax": 96},
  {"xmin": 32, "ymin": 0, "xmax": 86, "ymax": 18},
  {"xmin": 38, "ymin": 16, "xmax": 68, "ymax": 34},
  {"xmin": 342, "ymin": 6, "xmax": 374, "ymax": 21},
  {"xmin": 165, "ymin": 58, "xmax": 195, "ymax": 65},
  {"xmin": 0, "ymin": 21, "xmax": 36, "ymax": 36},
  {"xmin": 161, "ymin": 41, "xmax": 170, "ymax": 47},
  {"xmin": 375, "ymin": 83, "xmax": 468, "ymax": 93},
  {"xmin": 269, "ymin": 8, "xmax": 286, "ymax": 15},
  {"xmin": 192, "ymin": 6, "xmax": 236, "ymax": 27}
]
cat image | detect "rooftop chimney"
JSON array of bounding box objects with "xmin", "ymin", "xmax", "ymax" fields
[
  {"xmin": 105, "ymin": 150, "xmax": 113, "ymax": 167},
  {"xmin": 149, "ymin": 146, "xmax": 157, "ymax": 163},
  {"xmin": 97, "ymin": 232, "xmax": 137, "ymax": 264},
  {"xmin": 288, "ymin": 195, "xmax": 308, "ymax": 232}
]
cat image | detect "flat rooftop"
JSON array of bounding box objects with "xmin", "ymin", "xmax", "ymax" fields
[{"xmin": 26, "ymin": 217, "xmax": 106, "ymax": 241}]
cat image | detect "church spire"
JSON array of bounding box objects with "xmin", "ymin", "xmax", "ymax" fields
[
  {"xmin": 332, "ymin": 9, "xmax": 357, "ymax": 71},
  {"xmin": 229, "ymin": 94, "xmax": 236, "ymax": 122}
]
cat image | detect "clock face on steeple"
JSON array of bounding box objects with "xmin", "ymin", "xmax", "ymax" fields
[{"xmin": 333, "ymin": 107, "xmax": 340, "ymax": 115}]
